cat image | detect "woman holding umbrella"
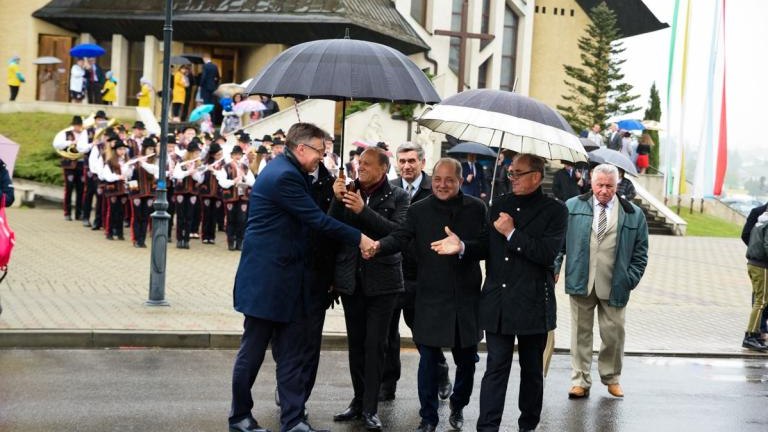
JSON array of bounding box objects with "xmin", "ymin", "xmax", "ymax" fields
[{"xmin": 172, "ymin": 65, "xmax": 190, "ymax": 122}]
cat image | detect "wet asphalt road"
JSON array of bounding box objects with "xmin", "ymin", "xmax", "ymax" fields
[{"xmin": 0, "ymin": 349, "xmax": 766, "ymax": 432}]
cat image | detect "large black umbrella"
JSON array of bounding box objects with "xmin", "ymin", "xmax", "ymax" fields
[
  {"xmin": 245, "ymin": 35, "xmax": 440, "ymax": 146},
  {"xmin": 169, "ymin": 54, "xmax": 204, "ymax": 65},
  {"xmin": 588, "ymin": 147, "xmax": 638, "ymax": 176},
  {"xmin": 447, "ymin": 142, "xmax": 497, "ymax": 158}
]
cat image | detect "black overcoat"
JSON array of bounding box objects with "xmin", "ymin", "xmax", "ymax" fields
[
  {"xmin": 379, "ymin": 192, "xmax": 488, "ymax": 348},
  {"xmin": 467, "ymin": 188, "xmax": 567, "ymax": 335}
]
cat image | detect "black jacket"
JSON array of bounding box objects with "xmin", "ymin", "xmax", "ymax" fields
[
  {"xmin": 305, "ymin": 163, "xmax": 338, "ymax": 309},
  {"xmin": 379, "ymin": 192, "xmax": 487, "ymax": 348},
  {"xmin": 0, "ymin": 159, "xmax": 13, "ymax": 207},
  {"xmin": 742, "ymin": 203, "xmax": 768, "ymax": 246},
  {"xmin": 466, "ymin": 187, "xmax": 568, "ymax": 335},
  {"xmin": 552, "ymin": 168, "xmax": 582, "ymax": 202},
  {"xmin": 332, "ymin": 179, "xmax": 409, "ymax": 296},
  {"xmin": 389, "ymin": 173, "xmax": 432, "ymax": 280}
]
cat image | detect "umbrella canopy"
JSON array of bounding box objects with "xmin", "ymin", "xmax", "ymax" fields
[
  {"xmin": 32, "ymin": 56, "xmax": 62, "ymax": 65},
  {"xmin": 239, "ymin": 78, "xmax": 252, "ymax": 89},
  {"xmin": 579, "ymin": 137, "xmax": 600, "ymax": 152},
  {"xmin": 642, "ymin": 120, "xmax": 663, "ymax": 130},
  {"xmin": 588, "ymin": 147, "xmax": 639, "ymax": 177},
  {"xmin": 447, "ymin": 142, "xmax": 498, "ymax": 158},
  {"xmin": 169, "ymin": 56, "xmax": 194, "ymax": 66},
  {"xmin": 0, "ymin": 134, "xmax": 20, "ymax": 178},
  {"xmin": 245, "ymin": 38, "xmax": 440, "ymax": 104},
  {"xmin": 178, "ymin": 54, "xmax": 204, "ymax": 65},
  {"xmin": 215, "ymin": 82, "xmax": 246, "ymax": 97},
  {"xmin": 69, "ymin": 43, "xmax": 106, "ymax": 58},
  {"xmin": 189, "ymin": 104, "xmax": 215, "ymax": 122},
  {"xmin": 617, "ymin": 119, "xmax": 645, "ymax": 131},
  {"xmin": 233, "ymin": 99, "xmax": 266, "ymax": 116},
  {"xmin": 418, "ymin": 89, "xmax": 587, "ymax": 163}
]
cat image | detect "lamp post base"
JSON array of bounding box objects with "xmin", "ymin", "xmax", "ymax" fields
[{"xmin": 144, "ymin": 299, "xmax": 171, "ymax": 307}]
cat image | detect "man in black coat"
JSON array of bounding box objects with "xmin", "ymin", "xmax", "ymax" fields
[
  {"xmin": 433, "ymin": 154, "xmax": 568, "ymax": 432},
  {"xmin": 460, "ymin": 153, "xmax": 487, "ymax": 199},
  {"xmin": 552, "ymin": 160, "xmax": 584, "ymax": 202},
  {"xmin": 742, "ymin": 202, "xmax": 768, "ymax": 335},
  {"xmin": 199, "ymin": 56, "xmax": 220, "ymax": 105},
  {"xmin": 330, "ymin": 147, "xmax": 410, "ymax": 431},
  {"xmin": 374, "ymin": 157, "xmax": 487, "ymax": 432},
  {"xmin": 380, "ymin": 142, "xmax": 452, "ymax": 402}
]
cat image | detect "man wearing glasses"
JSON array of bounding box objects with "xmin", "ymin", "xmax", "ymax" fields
[
  {"xmin": 432, "ymin": 154, "xmax": 567, "ymax": 432},
  {"xmin": 229, "ymin": 123, "xmax": 377, "ymax": 432}
]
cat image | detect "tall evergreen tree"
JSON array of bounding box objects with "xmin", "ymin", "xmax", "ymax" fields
[
  {"xmin": 557, "ymin": 1, "xmax": 640, "ymax": 133},
  {"xmin": 644, "ymin": 82, "xmax": 661, "ymax": 170}
]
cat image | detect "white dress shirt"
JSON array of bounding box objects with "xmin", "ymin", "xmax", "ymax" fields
[{"xmin": 592, "ymin": 195, "xmax": 617, "ymax": 234}]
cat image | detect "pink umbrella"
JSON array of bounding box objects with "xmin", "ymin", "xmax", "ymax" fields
[
  {"xmin": 233, "ymin": 99, "xmax": 266, "ymax": 116},
  {"xmin": 0, "ymin": 135, "xmax": 20, "ymax": 177}
]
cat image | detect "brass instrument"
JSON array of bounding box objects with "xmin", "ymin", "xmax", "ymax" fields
[
  {"xmin": 57, "ymin": 128, "xmax": 85, "ymax": 161},
  {"xmin": 56, "ymin": 113, "xmax": 113, "ymax": 161},
  {"xmin": 93, "ymin": 117, "xmax": 117, "ymax": 141}
]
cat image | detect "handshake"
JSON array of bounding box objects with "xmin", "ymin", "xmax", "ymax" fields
[{"xmin": 359, "ymin": 235, "xmax": 380, "ymax": 260}]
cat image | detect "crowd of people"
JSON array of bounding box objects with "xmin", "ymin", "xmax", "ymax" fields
[
  {"xmin": 584, "ymin": 122, "xmax": 656, "ymax": 174},
  {"xmin": 226, "ymin": 122, "xmax": 650, "ymax": 432}
]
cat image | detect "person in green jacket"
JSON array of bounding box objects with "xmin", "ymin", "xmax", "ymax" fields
[
  {"xmin": 554, "ymin": 163, "xmax": 648, "ymax": 400},
  {"xmin": 743, "ymin": 209, "xmax": 768, "ymax": 352}
]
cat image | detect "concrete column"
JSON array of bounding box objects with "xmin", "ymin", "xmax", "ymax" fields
[
  {"xmin": 143, "ymin": 35, "xmax": 160, "ymax": 116},
  {"xmin": 111, "ymin": 34, "xmax": 129, "ymax": 106}
]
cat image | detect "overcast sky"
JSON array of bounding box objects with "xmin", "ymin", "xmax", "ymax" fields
[{"xmin": 620, "ymin": 0, "xmax": 766, "ymax": 152}]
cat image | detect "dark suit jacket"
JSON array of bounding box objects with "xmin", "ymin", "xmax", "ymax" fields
[
  {"xmin": 199, "ymin": 62, "xmax": 220, "ymax": 103},
  {"xmin": 461, "ymin": 161, "xmax": 486, "ymax": 197},
  {"xmin": 743, "ymin": 203, "xmax": 768, "ymax": 245},
  {"xmin": 608, "ymin": 132, "xmax": 622, "ymax": 151},
  {"xmin": 233, "ymin": 151, "xmax": 360, "ymax": 323},
  {"xmin": 552, "ymin": 168, "xmax": 582, "ymax": 202},
  {"xmin": 390, "ymin": 173, "xmax": 432, "ymax": 280}
]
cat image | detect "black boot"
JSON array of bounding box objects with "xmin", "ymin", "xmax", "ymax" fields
[{"xmin": 742, "ymin": 332, "xmax": 768, "ymax": 352}]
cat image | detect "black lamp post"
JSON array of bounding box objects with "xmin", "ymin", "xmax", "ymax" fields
[{"xmin": 146, "ymin": 0, "xmax": 173, "ymax": 306}]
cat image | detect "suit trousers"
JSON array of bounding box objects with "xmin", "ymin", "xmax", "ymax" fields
[
  {"xmin": 174, "ymin": 194, "xmax": 195, "ymax": 242},
  {"xmin": 62, "ymin": 167, "xmax": 84, "ymax": 219},
  {"xmin": 82, "ymin": 173, "xmax": 99, "ymax": 223},
  {"xmin": 569, "ymin": 289, "xmax": 626, "ymax": 388},
  {"xmin": 417, "ymin": 337, "xmax": 477, "ymax": 426},
  {"xmin": 300, "ymin": 291, "xmax": 327, "ymax": 403},
  {"xmin": 230, "ymin": 315, "xmax": 308, "ymax": 432},
  {"xmin": 341, "ymin": 289, "xmax": 398, "ymax": 414},
  {"xmin": 477, "ymin": 332, "xmax": 548, "ymax": 431},
  {"xmin": 201, "ymin": 197, "xmax": 221, "ymax": 241}
]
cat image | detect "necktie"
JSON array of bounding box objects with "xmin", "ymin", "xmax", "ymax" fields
[
  {"xmin": 406, "ymin": 183, "xmax": 414, "ymax": 198},
  {"xmin": 597, "ymin": 203, "xmax": 607, "ymax": 242}
]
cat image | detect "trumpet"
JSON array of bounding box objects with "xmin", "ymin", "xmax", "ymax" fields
[{"xmin": 93, "ymin": 117, "xmax": 117, "ymax": 141}]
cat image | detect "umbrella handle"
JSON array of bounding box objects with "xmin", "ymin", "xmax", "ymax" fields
[
  {"xmin": 294, "ymin": 98, "xmax": 301, "ymax": 123},
  {"xmin": 488, "ymin": 132, "xmax": 505, "ymax": 206}
]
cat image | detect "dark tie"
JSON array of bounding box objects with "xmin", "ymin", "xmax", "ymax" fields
[
  {"xmin": 597, "ymin": 203, "xmax": 607, "ymax": 242},
  {"xmin": 406, "ymin": 183, "xmax": 414, "ymax": 198}
]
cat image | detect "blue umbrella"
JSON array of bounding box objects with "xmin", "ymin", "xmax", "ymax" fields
[
  {"xmin": 617, "ymin": 119, "xmax": 645, "ymax": 131},
  {"xmin": 189, "ymin": 104, "xmax": 214, "ymax": 122},
  {"xmin": 69, "ymin": 43, "xmax": 106, "ymax": 58},
  {"xmin": 447, "ymin": 142, "xmax": 498, "ymax": 158}
]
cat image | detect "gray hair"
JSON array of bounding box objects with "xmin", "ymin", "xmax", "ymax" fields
[
  {"xmin": 592, "ymin": 163, "xmax": 620, "ymax": 183},
  {"xmin": 433, "ymin": 157, "xmax": 462, "ymax": 179},
  {"xmin": 396, "ymin": 142, "xmax": 425, "ymax": 161}
]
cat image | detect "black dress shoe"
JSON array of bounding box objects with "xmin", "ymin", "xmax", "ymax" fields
[
  {"xmin": 333, "ymin": 403, "xmax": 362, "ymax": 421},
  {"xmin": 228, "ymin": 241, "xmax": 236, "ymax": 251},
  {"xmin": 449, "ymin": 404, "xmax": 464, "ymax": 430},
  {"xmin": 64, "ymin": 215, "xmax": 72, "ymax": 221},
  {"xmin": 363, "ymin": 412, "xmax": 382, "ymax": 430},
  {"xmin": 82, "ymin": 220, "xmax": 91, "ymax": 227},
  {"xmin": 378, "ymin": 385, "xmax": 396, "ymax": 401},
  {"xmin": 416, "ymin": 421, "xmax": 437, "ymax": 432},
  {"xmin": 284, "ymin": 421, "xmax": 329, "ymax": 432},
  {"xmin": 91, "ymin": 225, "xmax": 102, "ymax": 231},
  {"xmin": 228, "ymin": 416, "xmax": 271, "ymax": 432}
]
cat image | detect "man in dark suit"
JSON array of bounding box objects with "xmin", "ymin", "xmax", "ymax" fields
[
  {"xmin": 375, "ymin": 157, "xmax": 487, "ymax": 432},
  {"xmin": 552, "ymin": 160, "xmax": 584, "ymax": 202},
  {"xmin": 432, "ymin": 154, "xmax": 568, "ymax": 432},
  {"xmin": 199, "ymin": 56, "xmax": 220, "ymax": 105},
  {"xmin": 460, "ymin": 154, "xmax": 487, "ymax": 199},
  {"xmin": 229, "ymin": 123, "xmax": 376, "ymax": 432},
  {"xmin": 330, "ymin": 147, "xmax": 410, "ymax": 431},
  {"xmin": 380, "ymin": 142, "xmax": 452, "ymax": 402},
  {"xmin": 607, "ymin": 123, "xmax": 622, "ymax": 151}
]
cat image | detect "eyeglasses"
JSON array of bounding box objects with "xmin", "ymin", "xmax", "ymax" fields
[
  {"xmin": 300, "ymin": 143, "xmax": 324, "ymax": 157},
  {"xmin": 507, "ymin": 170, "xmax": 536, "ymax": 179}
]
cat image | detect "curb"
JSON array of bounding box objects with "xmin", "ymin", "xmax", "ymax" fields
[{"xmin": 1, "ymin": 330, "xmax": 767, "ymax": 359}]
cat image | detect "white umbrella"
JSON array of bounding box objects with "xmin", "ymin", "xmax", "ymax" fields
[{"xmin": 32, "ymin": 56, "xmax": 62, "ymax": 65}]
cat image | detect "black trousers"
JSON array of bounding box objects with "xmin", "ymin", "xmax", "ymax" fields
[
  {"xmin": 106, "ymin": 194, "xmax": 126, "ymax": 238},
  {"xmin": 174, "ymin": 194, "xmax": 195, "ymax": 242},
  {"xmin": 225, "ymin": 200, "xmax": 248, "ymax": 245},
  {"xmin": 477, "ymin": 332, "xmax": 548, "ymax": 431},
  {"xmin": 82, "ymin": 173, "xmax": 99, "ymax": 223},
  {"xmin": 382, "ymin": 279, "xmax": 447, "ymax": 391},
  {"xmin": 217, "ymin": 200, "xmax": 226, "ymax": 231},
  {"xmin": 62, "ymin": 166, "xmax": 84, "ymax": 219},
  {"xmin": 230, "ymin": 315, "xmax": 308, "ymax": 431},
  {"xmin": 131, "ymin": 196, "xmax": 153, "ymax": 245},
  {"xmin": 417, "ymin": 338, "xmax": 477, "ymax": 426},
  {"xmin": 87, "ymin": 82, "xmax": 101, "ymax": 104},
  {"xmin": 341, "ymin": 289, "xmax": 398, "ymax": 414},
  {"xmin": 201, "ymin": 196, "xmax": 220, "ymax": 241},
  {"xmin": 167, "ymin": 183, "xmax": 175, "ymax": 237},
  {"xmin": 9, "ymin": 85, "xmax": 19, "ymax": 101},
  {"xmin": 301, "ymin": 288, "xmax": 329, "ymax": 403},
  {"xmin": 191, "ymin": 196, "xmax": 201, "ymax": 236}
]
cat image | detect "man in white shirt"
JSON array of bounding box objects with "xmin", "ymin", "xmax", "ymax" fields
[
  {"xmin": 587, "ymin": 124, "xmax": 605, "ymax": 147},
  {"xmin": 52, "ymin": 115, "xmax": 89, "ymax": 221}
]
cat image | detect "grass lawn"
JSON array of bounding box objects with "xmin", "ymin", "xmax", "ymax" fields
[
  {"xmin": 0, "ymin": 112, "xmax": 86, "ymax": 185},
  {"xmin": 670, "ymin": 206, "xmax": 742, "ymax": 237}
]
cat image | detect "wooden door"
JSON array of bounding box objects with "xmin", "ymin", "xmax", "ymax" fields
[{"xmin": 37, "ymin": 35, "xmax": 73, "ymax": 102}]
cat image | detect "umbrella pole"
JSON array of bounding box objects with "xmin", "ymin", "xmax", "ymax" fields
[
  {"xmin": 294, "ymin": 98, "xmax": 302, "ymax": 123},
  {"xmin": 489, "ymin": 132, "xmax": 505, "ymax": 206},
  {"xmin": 340, "ymin": 99, "xmax": 346, "ymax": 155}
]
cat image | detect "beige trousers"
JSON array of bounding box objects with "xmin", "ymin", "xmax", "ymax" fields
[{"xmin": 569, "ymin": 289, "xmax": 626, "ymax": 388}]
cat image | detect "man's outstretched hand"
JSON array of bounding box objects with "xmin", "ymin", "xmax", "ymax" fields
[{"xmin": 430, "ymin": 227, "xmax": 462, "ymax": 255}]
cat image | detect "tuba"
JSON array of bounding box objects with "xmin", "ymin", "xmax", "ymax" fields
[{"xmin": 56, "ymin": 113, "xmax": 96, "ymax": 161}]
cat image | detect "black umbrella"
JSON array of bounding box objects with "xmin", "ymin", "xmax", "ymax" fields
[
  {"xmin": 245, "ymin": 35, "xmax": 440, "ymax": 146},
  {"xmin": 447, "ymin": 142, "xmax": 497, "ymax": 158},
  {"xmin": 579, "ymin": 138, "xmax": 600, "ymax": 152},
  {"xmin": 169, "ymin": 54, "xmax": 204, "ymax": 65},
  {"xmin": 588, "ymin": 147, "xmax": 638, "ymax": 176}
]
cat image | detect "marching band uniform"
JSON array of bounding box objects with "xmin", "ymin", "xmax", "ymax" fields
[
  {"xmin": 81, "ymin": 111, "xmax": 110, "ymax": 228},
  {"xmin": 199, "ymin": 143, "xmax": 225, "ymax": 245},
  {"xmin": 101, "ymin": 139, "xmax": 133, "ymax": 240},
  {"xmin": 217, "ymin": 146, "xmax": 255, "ymax": 251},
  {"xmin": 172, "ymin": 141, "xmax": 203, "ymax": 249},
  {"xmin": 52, "ymin": 115, "xmax": 89, "ymax": 221},
  {"xmin": 166, "ymin": 134, "xmax": 180, "ymax": 238},
  {"xmin": 130, "ymin": 138, "xmax": 159, "ymax": 248}
]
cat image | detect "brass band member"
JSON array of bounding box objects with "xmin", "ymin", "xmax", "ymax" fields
[
  {"xmin": 199, "ymin": 142, "xmax": 225, "ymax": 245},
  {"xmin": 82, "ymin": 109, "xmax": 110, "ymax": 227},
  {"xmin": 129, "ymin": 137, "xmax": 159, "ymax": 248},
  {"xmin": 172, "ymin": 140, "xmax": 203, "ymax": 249},
  {"xmin": 101, "ymin": 139, "xmax": 133, "ymax": 240},
  {"xmin": 218, "ymin": 146, "xmax": 255, "ymax": 251},
  {"xmin": 52, "ymin": 115, "xmax": 89, "ymax": 221}
]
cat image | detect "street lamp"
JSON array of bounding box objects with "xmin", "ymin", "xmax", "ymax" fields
[{"xmin": 146, "ymin": 0, "xmax": 173, "ymax": 306}]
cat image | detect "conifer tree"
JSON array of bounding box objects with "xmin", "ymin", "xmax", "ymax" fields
[
  {"xmin": 557, "ymin": 2, "xmax": 640, "ymax": 133},
  {"xmin": 644, "ymin": 82, "xmax": 661, "ymax": 169}
]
